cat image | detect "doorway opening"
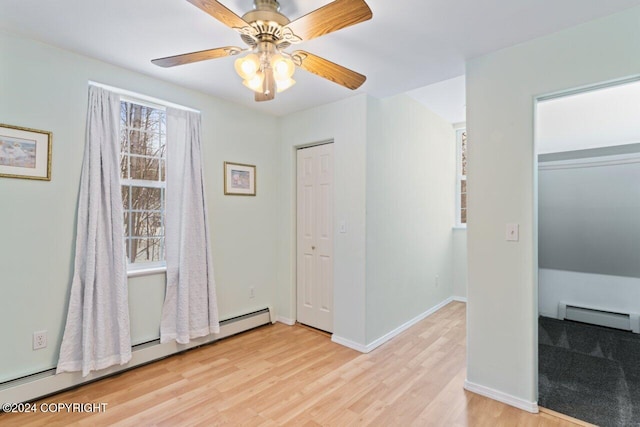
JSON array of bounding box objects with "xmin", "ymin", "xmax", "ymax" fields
[{"xmin": 535, "ymin": 77, "xmax": 640, "ymax": 425}]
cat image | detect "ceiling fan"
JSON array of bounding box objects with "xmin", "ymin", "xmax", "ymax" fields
[{"xmin": 152, "ymin": 0, "xmax": 372, "ymax": 101}]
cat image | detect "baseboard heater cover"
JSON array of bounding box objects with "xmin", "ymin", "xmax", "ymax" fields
[
  {"xmin": 0, "ymin": 307, "xmax": 273, "ymax": 405},
  {"xmin": 558, "ymin": 302, "xmax": 640, "ymax": 333}
]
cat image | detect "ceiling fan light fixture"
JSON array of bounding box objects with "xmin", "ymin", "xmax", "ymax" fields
[
  {"xmin": 276, "ymin": 77, "xmax": 295, "ymax": 92},
  {"xmin": 270, "ymin": 55, "xmax": 295, "ymax": 80},
  {"xmin": 234, "ymin": 53, "xmax": 260, "ymax": 80},
  {"xmin": 242, "ymin": 71, "xmax": 265, "ymax": 92}
]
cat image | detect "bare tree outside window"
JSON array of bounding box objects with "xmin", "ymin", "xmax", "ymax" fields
[
  {"xmin": 120, "ymin": 101, "xmax": 166, "ymax": 266},
  {"xmin": 460, "ymin": 131, "xmax": 467, "ymax": 224},
  {"xmin": 456, "ymin": 129, "xmax": 467, "ymax": 226}
]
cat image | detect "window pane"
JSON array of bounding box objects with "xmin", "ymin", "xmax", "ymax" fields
[
  {"xmin": 121, "ymin": 100, "xmax": 167, "ymax": 266},
  {"xmin": 123, "ymin": 212, "xmax": 131, "ymax": 241},
  {"xmin": 461, "ymin": 180, "xmax": 467, "ymax": 194},
  {"xmin": 125, "ymin": 237, "xmax": 131, "ymax": 262},
  {"xmin": 122, "ymin": 185, "xmax": 130, "ymax": 210},
  {"xmin": 130, "ymin": 211, "xmax": 163, "ymax": 238},
  {"xmin": 461, "ymin": 131, "xmax": 467, "ymax": 176},
  {"xmin": 120, "ymin": 127, "xmax": 129, "ymax": 155},
  {"xmin": 126, "ymin": 104, "xmax": 165, "ymax": 134},
  {"xmin": 120, "ymin": 102, "xmax": 128, "ymax": 127},
  {"xmin": 461, "ymin": 192, "xmax": 467, "ymax": 210},
  {"xmin": 130, "ymin": 157, "xmax": 160, "ymax": 181},
  {"xmin": 120, "ymin": 154, "xmax": 129, "ymax": 179},
  {"xmin": 131, "ymin": 238, "xmax": 164, "ymax": 263},
  {"xmin": 131, "ymin": 187, "xmax": 162, "ymax": 211},
  {"xmin": 129, "ymin": 129, "xmax": 164, "ymax": 157},
  {"xmin": 461, "ymin": 209, "xmax": 467, "ymax": 224}
]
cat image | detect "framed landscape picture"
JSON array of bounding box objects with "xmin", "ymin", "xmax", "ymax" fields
[
  {"xmin": 224, "ymin": 161, "xmax": 256, "ymax": 196},
  {"xmin": 0, "ymin": 124, "xmax": 52, "ymax": 181}
]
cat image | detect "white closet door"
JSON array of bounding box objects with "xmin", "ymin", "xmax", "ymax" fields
[{"xmin": 296, "ymin": 143, "xmax": 334, "ymax": 332}]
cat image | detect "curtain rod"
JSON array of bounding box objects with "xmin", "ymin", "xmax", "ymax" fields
[{"xmin": 88, "ymin": 81, "xmax": 200, "ymax": 113}]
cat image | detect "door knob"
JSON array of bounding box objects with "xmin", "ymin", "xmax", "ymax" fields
[{"xmin": 312, "ymin": 246, "xmax": 316, "ymax": 250}]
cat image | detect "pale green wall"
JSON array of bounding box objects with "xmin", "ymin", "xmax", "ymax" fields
[
  {"xmin": 365, "ymin": 95, "xmax": 455, "ymax": 343},
  {"xmin": 0, "ymin": 30, "xmax": 280, "ymax": 383},
  {"xmin": 466, "ymin": 6, "xmax": 640, "ymax": 403},
  {"xmin": 277, "ymin": 94, "xmax": 458, "ymax": 347},
  {"xmin": 452, "ymin": 229, "xmax": 468, "ymax": 299},
  {"xmin": 278, "ymin": 95, "xmax": 368, "ymax": 345}
]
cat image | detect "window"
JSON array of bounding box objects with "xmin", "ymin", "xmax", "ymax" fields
[
  {"xmin": 119, "ymin": 99, "xmax": 166, "ymax": 269},
  {"xmin": 456, "ymin": 129, "xmax": 467, "ymax": 226}
]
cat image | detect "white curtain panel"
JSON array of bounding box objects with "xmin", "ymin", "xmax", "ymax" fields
[
  {"xmin": 161, "ymin": 108, "xmax": 219, "ymax": 344},
  {"xmin": 57, "ymin": 86, "xmax": 131, "ymax": 376}
]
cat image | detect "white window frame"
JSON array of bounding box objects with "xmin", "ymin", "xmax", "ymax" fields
[
  {"xmin": 90, "ymin": 82, "xmax": 198, "ymax": 277},
  {"xmin": 455, "ymin": 127, "xmax": 467, "ymax": 228},
  {"xmin": 119, "ymin": 96, "xmax": 167, "ymax": 275}
]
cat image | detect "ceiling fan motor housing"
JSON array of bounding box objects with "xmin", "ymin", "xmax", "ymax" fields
[
  {"xmin": 253, "ymin": 0, "xmax": 280, "ymax": 12},
  {"xmin": 242, "ymin": 0, "xmax": 290, "ymax": 44}
]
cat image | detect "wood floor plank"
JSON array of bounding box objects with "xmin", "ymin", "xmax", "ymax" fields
[{"xmin": 0, "ymin": 302, "xmax": 583, "ymax": 426}]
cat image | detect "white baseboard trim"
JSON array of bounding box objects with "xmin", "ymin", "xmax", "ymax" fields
[
  {"xmin": 277, "ymin": 316, "xmax": 296, "ymax": 326},
  {"xmin": 364, "ymin": 297, "xmax": 454, "ymax": 353},
  {"xmin": 464, "ymin": 379, "xmax": 539, "ymax": 413},
  {"xmin": 332, "ymin": 297, "xmax": 456, "ymax": 354},
  {"xmin": 452, "ymin": 296, "xmax": 468, "ymax": 303},
  {"xmin": 331, "ymin": 334, "xmax": 369, "ymax": 353},
  {"xmin": 0, "ymin": 309, "xmax": 271, "ymax": 405}
]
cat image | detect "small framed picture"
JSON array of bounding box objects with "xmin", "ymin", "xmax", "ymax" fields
[
  {"xmin": 224, "ymin": 161, "xmax": 256, "ymax": 196},
  {"xmin": 0, "ymin": 124, "xmax": 52, "ymax": 181}
]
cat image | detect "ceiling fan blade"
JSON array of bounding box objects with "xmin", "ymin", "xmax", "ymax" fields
[
  {"xmin": 151, "ymin": 46, "xmax": 242, "ymax": 67},
  {"xmin": 186, "ymin": 0, "xmax": 252, "ymax": 31},
  {"xmin": 292, "ymin": 50, "xmax": 366, "ymax": 90},
  {"xmin": 283, "ymin": 0, "xmax": 372, "ymax": 42}
]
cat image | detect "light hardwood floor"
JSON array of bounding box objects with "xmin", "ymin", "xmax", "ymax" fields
[{"xmin": 0, "ymin": 302, "xmax": 580, "ymax": 426}]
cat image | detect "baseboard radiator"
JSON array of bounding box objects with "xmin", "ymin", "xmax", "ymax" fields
[
  {"xmin": 558, "ymin": 302, "xmax": 640, "ymax": 333},
  {"xmin": 0, "ymin": 307, "xmax": 274, "ymax": 405}
]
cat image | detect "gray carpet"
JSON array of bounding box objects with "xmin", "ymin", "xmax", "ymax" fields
[{"xmin": 539, "ymin": 316, "xmax": 640, "ymax": 426}]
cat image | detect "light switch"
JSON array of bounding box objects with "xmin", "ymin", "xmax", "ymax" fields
[
  {"xmin": 339, "ymin": 220, "xmax": 347, "ymax": 233},
  {"xmin": 506, "ymin": 223, "xmax": 519, "ymax": 242}
]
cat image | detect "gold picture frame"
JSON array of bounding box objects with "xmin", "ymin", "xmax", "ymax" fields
[
  {"xmin": 224, "ymin": 161, "xmax": 256, "ymax": 196},
  {"xmin": 0, "ymin": 123, "xmax": 52, "ymax": 181}
]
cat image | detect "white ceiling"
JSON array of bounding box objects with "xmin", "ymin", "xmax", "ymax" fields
[
  {"xmin": 406, "ymin": 75, "xmax": 466, "ymax": 124},
  {"xmin": 537, "ymin": 80, "xmax": 640, "ymax": 154},
  {"xmin": 1, "ymin": 0, "xmax": 640, "ymax": 117}
]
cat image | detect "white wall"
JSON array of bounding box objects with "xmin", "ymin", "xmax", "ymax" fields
[
  {"xmin": 539, "ymin": 269, "xmax": 640, "ymax": 319},
  {"xmin": 538, "ymin": 152, "xmax": 640, "ymax": 319},
  {"xmin": 0, "ymin": 30, "xmax": 280, "ymax": 383},
  {"xmin": 538, "ymin": 155, "xmax": 640, "ymax": 278},
  {"xmin": 365, "ymin": 95, "xmax": 455, "ymax": 343},
  {"xmin": 278, "ymin": 95, "xmax": 368, "ymax": 346},
  {"xmin": 466, "ymin": 6, "xmax": 640, "ymax": 407},
  {"xmin": 536, "ymin": 80, "xmax": 640, "ymax": 154}
]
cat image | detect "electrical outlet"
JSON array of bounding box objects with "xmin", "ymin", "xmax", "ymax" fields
[
  {"xmin": 249, "ymin": 286, "xmax": 255, "ymax": 299},
  {"xmin": 33, "ymin": 330, "xmax": 47, "ymax": 350}
]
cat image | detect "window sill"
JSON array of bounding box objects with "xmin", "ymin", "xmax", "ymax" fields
[
  {"xmin": 127, "ymin": 265, "xmax": 167, "ymax": 278},
  {"xmin": 453, "ymin": 225, "xmax": 467, "ymax": 230}
]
